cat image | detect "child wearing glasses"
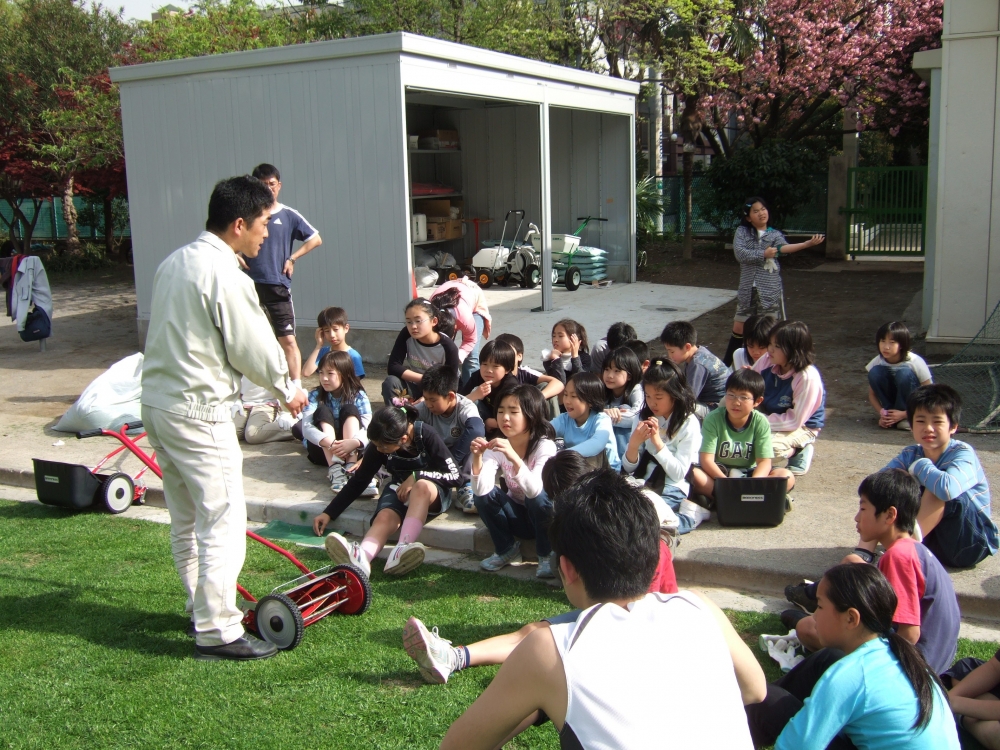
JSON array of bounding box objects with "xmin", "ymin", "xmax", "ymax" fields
[
  {"xmin": 381, "ymin": 298, "xmax": 460, "ymax": 407},
  {"xmin": 690, "ymin": 368, "xmax": 775, "ymax": 503}
]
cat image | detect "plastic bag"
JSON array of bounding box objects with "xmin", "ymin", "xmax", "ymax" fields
[
  {"xmin": 434, "ymin": 251, "xmax": 457, "ymax": 268},
  {"xmin": 414, "ymin": 266, "xmax": 438, "ymax": 288},
  {"xmin": 414, "ymin": 248, "xmax": 437, "ymax": 268},
  {"xmin": 54, "ymin": 353, "xmax": 144, "ymax": 433}
]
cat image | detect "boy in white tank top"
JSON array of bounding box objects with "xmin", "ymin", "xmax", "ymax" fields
[{"xmin": 441, "ymin": 470, "xmax": 766, "ymax": 750}]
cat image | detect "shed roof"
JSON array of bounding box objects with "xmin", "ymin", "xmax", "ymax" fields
[{"xmin": 109, "ymin": 31, "xmax": 641, "ymax": 97}]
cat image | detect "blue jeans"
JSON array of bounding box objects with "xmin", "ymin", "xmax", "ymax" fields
[
  {"xmin": 613, "ymin": 425, "xmax": 631, "ymax": 462},
  {"xmin": 460, "ymin": 313, "xmax": 486, "ymax": 388},
  {"xmin": 868, "ymin": 365, "xmax": 921, "ymax": 411},
  {"xmin": 662, "ymin": 484, "xmax": 698, "ymax": 535},
  {"xmin": 923, "ymin": 494, "xmax": 997, "ymax": 568},
  {"xmin": 474, "ymin": 486, "xmax": 553, "ymax": 556}
]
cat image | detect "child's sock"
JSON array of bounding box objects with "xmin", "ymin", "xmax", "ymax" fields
[
  {"xmin": 399, "ymin": 516, "xmax": 424, "ymax": 546},
  {"xmin": 360, "ymin": 538, "xmax": 381, "ymax": 562},
  {"xmin": 452, "ymin": 645, "xmax": 471, "ymax": 671}
]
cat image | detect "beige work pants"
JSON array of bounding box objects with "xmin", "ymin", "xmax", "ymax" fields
[{"xmin": 142, "ymin": 405, "xmax": 247, "ymax": 647}]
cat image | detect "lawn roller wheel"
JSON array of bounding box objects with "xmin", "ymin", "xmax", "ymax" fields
[
  {"xmin": 476, "ymin": 268, "xmax": 494, "ymax": 289},
  {"xmin": 521, "ymin": 264, "xmax": 540, "ymax": 289},
  {"xmin": 564, "ymin": 265, "xmax": 582, "ymax": 291},
  {"xmin": 255, "ymin": 593, "xmax": 305, "ymax": 650},
  {"xmin": 332, "ymin": 563, "xmax": 372, "ymax": 615},
  {"xmin": 99, "ymin": 472, "xmax": 134, "ymax": 514}
]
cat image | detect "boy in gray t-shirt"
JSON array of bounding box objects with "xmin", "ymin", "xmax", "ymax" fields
[{"xmin": 416, "ymin": 365, "xmax": 486, "ymax": 513}]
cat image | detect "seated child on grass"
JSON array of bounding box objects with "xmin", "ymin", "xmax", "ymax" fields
[
  {"xmin": 551, "ymin": 372, "xmax": 620, "ymax": 470},
  {"xmin": 745, "ymin": 563, "xmax": 959, "ymax": 750},
  {"xmin": 401, "ymin": 452, "xmax": 682, "ymax": 685},
  {"xmin": 542, "ymin": 318, "xmax": 592, "ymax": 383},
  {"xmin": 589, "ymin": 321, "xmax": 637, "ymax": 374},
  {"xmin": 439, "ymin": 470, "xmax": 766, "ymax": 749},
  {"xmin": 660, "ymin": 320, "xmax": 729, "ymax": 418},
  {"xmin": 690, "ymin": 369, "xmax": 774, "ymax": 502},
  {"xmin": 313, "ymin": 404, "xmax": 463, "ymax": 578},
  {"xmin": 622, "ymin": 359, "xmax": 708, "ymax": 534},
  {"xmin": 942, "ymin": 645, "xmax": 1000, "ymax": 749},
  {"xmin": 302, "ymin": 306, "xmax": 365, "ymax": 378},
  {"xmin": 875, "ymin": 384, "xmax": 996, "ymax": 569},
  {"xmin": 752, "ymin": 320, "xmax": 826, "ymax": 479},
  {"xmin": 867, "ymin": 321, "xmax": 933, "ymax": 430},
  {"xmin": 415, "ymin": 365, "xmax": 485, "ymax": 515},
  {"xmin": 494, "ymin": 333, "xmax": 564, "ymax": 400},
  {"xmin": 732, "ymin": 314, "xmax": 774, "ymax": 371},
  {"xmin": 471, "ymin": 386, "xmax": 558, "ymax": 577},
  {"xmin": 788, "ymin": 470, "xmax": 960, "ymax": 675},
  {"xmin": 459, "ymin": 339, "xmax": 520, "ymax": 433},
  {"xmin": 381, "ymin": 298, "xmax": 459, "ymax": 406},
  {"xmin": 601, "ymin": 345, "xmax": 645, "ymax": 459},
  {"xmin": 293, "ymin": 351, "xmax": 372, "ymax": 493}
]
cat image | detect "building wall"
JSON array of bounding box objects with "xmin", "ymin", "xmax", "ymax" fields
[
  {"xmin": 929, "ymin": 0, "xmax": 1000, "ymax": 341},
  {"xmin": 118, "ymin": 52, "xmax": 410, "ymax": 333}
]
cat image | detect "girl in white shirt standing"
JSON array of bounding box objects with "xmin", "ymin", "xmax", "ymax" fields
[
  {"xmin": 622, "ymin": 359, "xmax": 708, "ymax": 534},
  {"xmin": 472, "ymin": 385, "xmax": 558, "ymax": 577},
  {"xmin": 866, "ymin": 321, "xmax": 933, "ymax": 430}
]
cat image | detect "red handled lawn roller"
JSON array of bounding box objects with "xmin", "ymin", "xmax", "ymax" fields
[{"xmin": 32, "ymin": 421, "xmax": 371, "ymax": 650}]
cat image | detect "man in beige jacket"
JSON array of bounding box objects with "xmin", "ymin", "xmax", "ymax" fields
[{"xmin": 141, "ymin": 176, "xmax": 308, "ymax": 661}]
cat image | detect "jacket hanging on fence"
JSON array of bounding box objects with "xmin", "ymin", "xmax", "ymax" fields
[{"xmin": 9, "ymin": 256, "xmax": 53, "ymax": 341}]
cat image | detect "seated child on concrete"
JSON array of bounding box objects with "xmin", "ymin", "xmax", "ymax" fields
[
  {"xmin": 402, "ymin": 453, "xmax": 682, "ymax": 685},
  {"xmin": 867, "ymin": 321, "xmax": 932, "ymax": 430},
  {"xmin": 624, "ymin": 338, "xmax": 651, "ymax": 372},
  {"xmin": 430, "ymin": 276, "xmax": 492, "ymax": 387},
  {"xmin": 233, "ymin": 376, "xmax": 296, "ymax": 444},
  {"xmin": 745, "ymin": 563, "xmax": 959, "ymax": 750},
  {"xmin": 732, "ymin": 314, "xmax": 774, "ymax": 371},
  {"xmin": 788, "ymin": 470, "xmax": 960, "ymax": 675},
  {"xmin": 601, "ymin": 345, "xmax": 645, "ymax": 459},
  {"xmin": 589, "ymin": 321, "xmax": 637, "ymax": 374},
  {"xmin": 551, "ymin": 372, "xmax": 620, "ymax": 470},
  {"xmin": 660, "ymin": 320, "xmax": 729, "ymax": 418},
  {"xmin": 416, "ymin": 365, "xmax": 485, "ymax": 515},
  {"xmin": 293, "ymin": 351, "xmax": 372, "ymax": 492},
  {"xmin": 690, "ymin": 368, "xmax": 774, "ymax": 502},
  {"xmin": 439, "ymin": 470, "xmax": 766, "ymax": 749},
  {"xmin": 622, "ymin": 359, "xmax": 708, "ymax": 533},
  {"xmin": 459, "ymin": 339, "xmax": 520, "ymax": 433},
  {"xmin": 879, "ymin": 384, "xmax": 996, "ymax": 569},
  {"xmin": 752, "ymin": 320, "xmax": 826, "ymax": 479},
  {"xmin": 313, "ymin": 404, "xmax": 463, "ymax": 578},
  {"xmin": 471, "ymin": 386, "xmax": 558, "ymax": 576},
  {"xmin": 302, "ymin": 306, "xmax": 365, "ymax": 378},
  {"xmin": 494, "ymin": 333, "xmax": 564, "ymax": 401},
  {"xmin": 942, "ymin": 646, "xmax": 1000, "ymax": 749},
  {"xmin": 542, "ymin": 318, "xmax": 592, "ymax": 383},
  {"xmin": 381, "ymin": 298, "xmax": 460, "ymax": 406}
]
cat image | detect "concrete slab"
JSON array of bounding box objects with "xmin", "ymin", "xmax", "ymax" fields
[{"xmin": 482, "ymin": 282, "xmax": 735, "ymax": 360}]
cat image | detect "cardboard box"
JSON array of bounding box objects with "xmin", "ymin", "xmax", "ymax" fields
[
  {"xmin": 427, "ymin": 218, "xmax": 464, "ymax": 240},
  {"xmin": 418, "ymin": 129, "xmax": 459, "ymax": 150},
  {"xmin": 416, "ymin": 198, "xmax": 463, "ymax": 219}
]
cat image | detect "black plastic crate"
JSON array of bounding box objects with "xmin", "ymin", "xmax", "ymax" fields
[{"xmin": 32, "ymin": 459, "xmax": 101, "ymax": 510}]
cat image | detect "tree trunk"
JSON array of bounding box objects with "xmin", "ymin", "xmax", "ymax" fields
[
  {"xmin": 61, "ymin": 175, "xmax": 80, "ymax": 255},
  {"xmin": 682, "ymin": 146, "xmax": 694, "ymax": 259},
  {"xmin": 1, "ymin": 198, "xmax": 41, "ymax": 254},
  {"xmin": 103, "ymin": 196, "xmax": 115, "ymax": 257}
]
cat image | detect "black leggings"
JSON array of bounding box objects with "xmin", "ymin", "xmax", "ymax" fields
[
  {"xmin": 745, "ymin": 648, "xmax": 854, "ymax": 749},
  {"xmin": 292, "ymin": 403, "xmax": 362, "ymax": 466}
]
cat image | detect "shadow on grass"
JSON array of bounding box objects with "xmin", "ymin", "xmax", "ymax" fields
[
  {"xmin": 0, "ymin": 585, "xmax": 191, "ymax": 659},
  {"xmin": 366, "ymin": 622, "xmax": 546, "ymax": 651}
]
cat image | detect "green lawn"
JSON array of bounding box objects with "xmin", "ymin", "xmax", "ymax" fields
[{"xmin": 1, "ymin": 499, "xmax": 996, "ymax": 749}]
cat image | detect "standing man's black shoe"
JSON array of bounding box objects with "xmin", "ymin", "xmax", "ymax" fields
[{"xmin": 195, "ymin": 634, "xmax": 278, "ymax": 661}]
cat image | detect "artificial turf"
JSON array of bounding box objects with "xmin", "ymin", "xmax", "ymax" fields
[{"xmin": 1, "ymin": 499, "xmax": 996, "ymax": 749}]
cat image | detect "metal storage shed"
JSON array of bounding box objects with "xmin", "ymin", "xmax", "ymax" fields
[{"xmin": 110, "ymin": 32, "xmax": 640, "ymax": 357}]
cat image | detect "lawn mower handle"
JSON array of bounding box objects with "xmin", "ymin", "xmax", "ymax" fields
[{"xmin": 76, "ymin": 421, "xmax": 144, "ymax": 440}]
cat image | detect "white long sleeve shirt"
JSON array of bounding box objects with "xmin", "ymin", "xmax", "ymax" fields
[
  {"xmin": 621, "ymin": 413, "xmax": 701, "ymax": 495},
  {"xmin": 471, "ymin": 439, "xmax": 557, "ymax": 503},
  {"xmin": 141, "ymin": 231, "xmax": 296, "ymax": 423}
]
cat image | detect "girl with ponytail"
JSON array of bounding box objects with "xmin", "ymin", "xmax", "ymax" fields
[
  {"xmin": 747, "ymin": 563, "xmax": 959, "ymax": 749},
  {"xmin": 431, "ymin": 277, "xmax": 493, "ymax": 387},
  {"xmin": 312, "ymin": 404, "xmax": 463, "ymax": 580}
]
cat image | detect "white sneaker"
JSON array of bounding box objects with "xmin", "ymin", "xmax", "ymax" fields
[
  {"xmin": 679, "ymin": 498, "xmax": 711, "ymax": 529},
  {"xmin": 384, "ymin": 541, "xmax": 426, "ymax": 576},
  {"xmin": 324, "ymin": 532, "xmax": 371, "ymax": 578},
  {"xmin": 402, "ymin": 616, "xmax": 458, "ymax": 684},
  {"xmin": 328, "ymin": 462, "xmax": 348, "ymax": 493},
  {"xmin": 361, "ymin": 475, "xmax": 379, "ymax": 498}
]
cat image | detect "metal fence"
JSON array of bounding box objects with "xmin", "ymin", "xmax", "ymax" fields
[
  {"xmin": 661, "ymin": 173, "xmax": 829, "ymax": 237},
  {"xmin": 844, "ymin": 166, "xmax": 926, "ymax": 256},
  {"xmin": 0, "ymin": 197, "xmax": 132, "ymax": 243}
]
